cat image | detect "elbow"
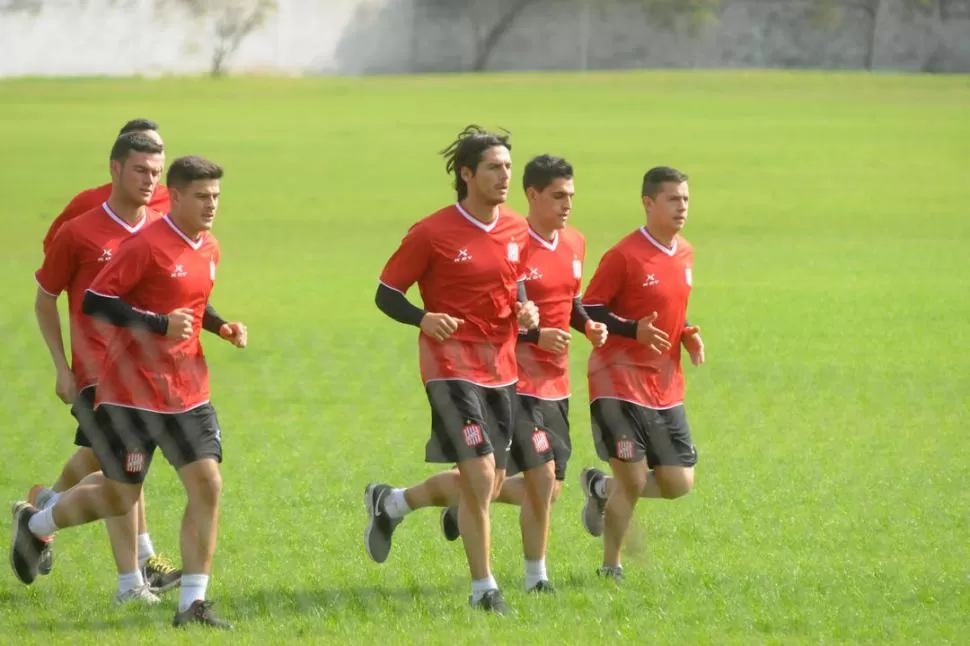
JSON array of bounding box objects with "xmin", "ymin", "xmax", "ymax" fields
[{"xmin": 81, "ymin": 291, "xmax": 98, "ymax": 317}]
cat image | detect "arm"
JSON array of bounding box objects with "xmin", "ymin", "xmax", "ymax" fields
[
  {"xmin": 35, "ymin": 288, "xmax": 70, "ymax": 375},
  {"xmin": 569, "ymin": 297, "xmax": 592, "ymax": 333},
  {"xmin": 82, "ymin": 290, "xmax": 168, "ymax": 335},
  {"xmin": 375, "ymin": 283, "xmax": 426, "ymax": 327},
  {"xmin": 203, "ymin": 303, "xmax": 229, "ymax": 335},
  {"xmin": 584, "ymin": 305, "xmax": 637, "ymax": 339}
]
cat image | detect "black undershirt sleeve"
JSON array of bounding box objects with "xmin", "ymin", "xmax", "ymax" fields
[
  {"xmin": 375, "ymin": 283, "xmax": 426, "ymax": 327},
  {"xmin": 570, "ymin": 297, "xmax": 591, "ymax": 333},
  {"xmin": 584, "ymin": 304, "xmax": 637, "ymax": 340},
  {"xmin": 82, "ymin": 291, "xmax": 168, "ymax": 336},
  {"xmin": 202, "ymin": 304, "xmax": 228, "ymax": 335}
]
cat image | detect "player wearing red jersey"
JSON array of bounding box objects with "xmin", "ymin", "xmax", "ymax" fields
[
  {"xmin": 576, "ymin": 166, "xmax": 706, "ymax": 581},
  {"xmin": 43, "ymin": 119, "xmax": 170, "ymax": 254},
  {"xmin": 434, "ymin": 155, "xmax": 608, "ymax": 592},
  {"xmin": 13, "ymin": 156, "xmax": 243, "ymax": 630},
  {"xmin": 364, "ymin": 125, "xmax": 539, "ymax": 614},
  {"xmin": 32, "ymin": 132, "xmax": 179, "ymax": 601}
]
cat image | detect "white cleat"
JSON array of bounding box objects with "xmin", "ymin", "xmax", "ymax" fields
[{"xmin": 114, "ymin": 584, "xmax": 161, "ymax": 605}]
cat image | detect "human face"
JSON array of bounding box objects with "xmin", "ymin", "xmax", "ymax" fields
[
  {"xmin": 527, "ymin": 177, "xmax": 575, "ymax": 234},
  {"xmin": 111, "ymin": 151, "xmax": 164, "ymax": 206},
  {"xmin": 171, "ymin": 179, "xmax": 220, "ymax": 237},
  {"xmin": 462, "ymin": 145, "xmax": 512, "ymax": 206},
  {"xmin": 644, "ymin": 181, "xmax": 689, "ymax": 234}
]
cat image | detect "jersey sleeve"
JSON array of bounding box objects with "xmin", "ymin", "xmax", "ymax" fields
[
  {"xmin": 87, "ymin": 235, "xmax": 153, "ymax": 300},
  {"xmin": 379, "ymin": 222, "xmax": 432, "ymax": 294},
  {"xmin": 582, "ymin": 246, "xmax": 626, "ymax": 307},
  {"xmin": 35, "ymin": 225, "xmax": 78, "ymax": 296},
  {"xmin": 43, "ymin": 190, "xmax": 95, "ymax": 253},
  {"xmin": 575, "ymin": 233, "xmax": 588, "ymax": 297}
]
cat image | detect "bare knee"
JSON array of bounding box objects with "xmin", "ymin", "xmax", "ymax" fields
[
  {"xmin": 180, "ymin": 459, "xmax": 223, "ymax": 508},
  {"xmin": 549, "ymin": 480, "xmax": 564, "ymax": 504},
  {"xmin": 656, "ymin": 467, "xmax": 694, "ymax": 500},
  {"xmin": 458, "ymin": 456, "xmax": 496, "ymax": 508},
  {"xmin": 102, "ymin": 479, "xmax": 142, "ymax": 516}
]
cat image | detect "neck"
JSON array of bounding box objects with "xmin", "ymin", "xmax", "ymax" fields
[
  {"xmin": 107, "ymin": 193, "xmax": 145, "ymax": 226},
  {"xmin": 645, "ymin": 222, "xmax": 675, "ymax": 248},
  {"xmin": 526, "ymin": 214, "xmax": 556, "ymax": 241},
  {"xmin": 460, "ymin": 197, "xmax": 500, "ymax": 224},
  {"xmin": 169, "ymin": 211, "xmax": 202, "ymax": 241}
]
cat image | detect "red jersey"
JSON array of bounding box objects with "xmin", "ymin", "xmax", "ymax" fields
[
  {"xmin": 87, "ymin": 216, "xmax": 220, "ymax": 413},
  {"xmin": 43, "ymin": 183, "xmax": 170, "ymax": 254},
  {"xmin": 583, "ymin": 227, "xmax": 693, "ymax": 409},
  {"xmin": 34, "ymin": 203, "xmax": 161, "ymax": 390},
  {"xmin": 515, "ymin": 226, "xmax": 586, "ymax": 400},
  {"xmin": 379, "ymin": 203, "xmax": 529, "ymax": 387}
]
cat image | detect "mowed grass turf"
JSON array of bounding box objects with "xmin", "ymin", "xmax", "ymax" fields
[{"xmin": 0, "ymin": 70, "xmax": 968, "ymax": 645}]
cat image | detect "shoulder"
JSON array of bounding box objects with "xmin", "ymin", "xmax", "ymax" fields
[
  {"xmin": 561, "ymin": 227, "xmax": 586, "ymax": 252},
  {"xmin": 675, "ymin": 235, "xmax": 693, "ymax": 259}
]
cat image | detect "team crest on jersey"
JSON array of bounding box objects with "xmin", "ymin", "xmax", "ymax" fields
[
  {"xmin": 210, "ymin": 260, "xmax": 217, "ymax": 281},
  {"xmin": 507, "ymin": 242, "xmax": 519, "ymax": 262},
  {"xmin": 463, "ymin": 422, "xmax": 484, "ymax": 447},
  {"xmin": 532, "ymin": 429, "xmax": 551, "ymax": 454},
  {"xmin": 572, "ymin": 259, "xmax": 582, "ymax": 280},
  {"xmin": 685, "ymin": 268, "xmax": 692, "ymax": 286},
  {"xmin": 124, "ymin": 451, "xmax": 146, "ymax": 474}
]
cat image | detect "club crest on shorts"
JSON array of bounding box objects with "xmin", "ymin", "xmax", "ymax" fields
[
  {"xmin": 616, "ymin": 439, "xmax": 635, "ymax": 461},
  {"xmin": 124, "ymin": 451, "xmax": 146, "ymax": 474},
  {"xmin": 463, "ymin": 422, "xmax": 484, "ymax": 447},
  {"xmin": 507, "ymin": 242, "xmax": 519, "ymax": 262},
  {"xmin": 532, "ymin": 429, "xmax": 551, "ymax": 454}
]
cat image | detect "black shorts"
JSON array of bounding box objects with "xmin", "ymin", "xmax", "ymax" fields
[
  {"xmin": 70, "ymin": 385, "xmax": 97, "ymax": 448},
  {"xmin": 425, "ymin": 380, "xmax": 515, "ymax": 470},
  {"xmin": 89, "ymin": 403, "xmax": 223, "ymax": 484},
  {"xmin": 591, "ymin": 399, "xmax": 697, "ymax": 468},
  {"xmin": 507, "ymin": 395, "xmax": 571, "ymax": 481}
]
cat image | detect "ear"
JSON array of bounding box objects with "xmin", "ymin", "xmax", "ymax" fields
[
  {"xmin": 525, "ymin": 186, "xmax": 538, "ymax": 202},
  {"xmin": 460, "ymin": 165, "xmax": 474, "ymax": 184},
  {"xmin": 109, "ymin": 159, "xmax": 122, "ymax": 182},
  {"xmin": 641, "ymin": 194, "xmax": 652, "ymax": 210}
]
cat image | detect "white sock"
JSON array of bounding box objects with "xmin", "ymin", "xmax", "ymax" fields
[
  {"xmin": 27, "ymin": 507, "xmax": 58, "ymax": 538},
  {"xmin": 117, "ymin": 570, "xmax": 145, "ymax": 594},
  {"xmin": 383, "ymin": 488, "xmax": 412, "ymax": 520},
  {"xmin": 470, "ymin": 575, "xmax": 499, "ymax": 603},
  {"xmin": 178, "ymin": 574, "xmax": 209, "ymax": 612},
  {"xmin": 41, "ymin": 491, "xmax": 61, "ymax": 510},
  {"xmin": 594, "ymin": 477, "xmax": 608, "ymax": 499},
  {"xmin": 138, "ymin": 533, "xmax": 155, "ymax": 567},
  {"xmin": 524, "ymin": 559, "xmax": 547, "ymax": 590}
]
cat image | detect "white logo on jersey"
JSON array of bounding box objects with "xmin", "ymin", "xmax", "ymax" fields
[
  {"xmin": 507, "ymin": 242, "xmax": 519, "ymax": 262},
  {"xmin": 454, "ymin": 248, "xmax": 472, "ymax": 263},
  {"xmin": 572, "ymin": 259, "xmax": 582, "ymax": 280},
  {"xmin": 171, "ymin": 264, "xmax": 187, "ymax": 278},
  {"xmin": 524, "ymin": 266, "xmax": 543, "ymax": 281},
  {"xmin": 685, "ymin": 268, "xmax": 692, "ymax": 286},
  {"xmin": 98, "ymin": 248, "xmax": 112, "ymax": 263},
  {"xmin": 210, "ymin": 261, "xmax": 217, "ymax": 281},
  {"xmin": 642, "ymin": 273, "xmax": 659, "ymax": 287}
]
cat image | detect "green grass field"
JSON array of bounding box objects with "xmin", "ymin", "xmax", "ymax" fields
[{"xmin": 0, "ymin": 70, "xmax": 968, "ymax": 644}]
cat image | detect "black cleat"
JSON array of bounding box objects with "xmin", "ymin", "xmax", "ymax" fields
[
  {"xmin": 38, "ymin": 545, "xmax": 53, "ymax": 576},
  {"xmin": 173, "ymin": 600, "xmax": 233, "ymax": 629},
  {"xmin": 144, "ymin": 554, "xmax": 182, "ymax": 594},
  {"xmin": 597, "ymin": 565, "xmax": 624, "ymax": 583},
  {"xmin": 27, "ymin": 486, "xmax": 55, "ymax": 576},
  {"xmin": 527, "ymin": 580, "xmax": 556, "ymax": 594},
  {"xmin": 440, "ymin": 506, "xmax": 460, "ymax": 542},
  {"xmin": 9, "ymin": 502, "xmax": 50, "ymax": 585},
  {"xmin": 469, "ymin": 589, "xmax": 509, "ymax": 615},
  {"xmin": 363, "ymin": 483, "xmax": 402, "ymax": 563},
  {"xmin": 580, "ymin": 467, "xmax": 608, "ymax": 537}
]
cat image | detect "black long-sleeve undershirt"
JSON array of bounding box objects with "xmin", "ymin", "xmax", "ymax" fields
[
  {"xmin": 83, "ymin": 291, "xmax": 228, "ymax": 336},
  {"xmin": 584, "ymin": 304, "xmax": 638, "ymax": 339},
  {"xmin": 375, "ymin": 283, "xmax": 426, "ymax": 327}
]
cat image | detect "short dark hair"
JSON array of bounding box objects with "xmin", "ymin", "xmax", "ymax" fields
[
  {"xmin": 642, "ymin": 166, "xmax": 688, "ymax": 198},
  {"xmin": 118, "ymin": 119, "xmax": 159, "ymax": 135},
  {"xmin": 523, "ymin": 154, "xmax": 573, "ymax": 193},
  {"xmin": 166, "ymin": 155, "xmax": 224, "ymax": 190},
  {"xmin": 109, "ymin": 132, "xmax": 164, "ymax": 163},
  {"xmin": 440, "ymin": 124, "xmax": 511, "ymax": 201}
]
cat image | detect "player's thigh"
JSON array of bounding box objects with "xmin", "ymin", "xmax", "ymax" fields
[
  {"xmin": 540, "ymin": 397, "xmax": 571, "ymax": 482},
  {"xmin": 89, "ymin": 404, "xmax": 159, "ymax": 486},
  {"xmin": 643, "ymin": 405, "xmax": 698, "ymax": 470},
  {"xmin": 508, "ymin": 394, "xmax": 556, "ymax": 479},
  {"xmin": 424, "ymin": 380, "xmax": 504, "ymax": 466},
  {"xmin": 155, "ymin": 403, "xmax": 224, "ymax": 473},
  {"xmin": 590, "ymin": 398, "xmax": 650, "ymax": 464}
]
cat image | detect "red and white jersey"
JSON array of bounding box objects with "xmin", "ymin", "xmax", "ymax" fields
[
  {"xmin": 34, "ymin": 203, "xmax": 161, "ymax": 390},
  {"xmin": 379, "ymin": 203, "xmax": 529, "ymax": 387},
  {"xmin": 583, "ymin": 227, "xmax": 693, "ymax": 409},
  {"xmin": 43, "ymin": 183, "xmax": 170, "ymax": 254},
  {"xmin": 515, "ymin": 226, "xmax": 586, "ymax": 400},
  {"xmin": 87, "ymin": 216, "xmax": 220, "ymax": 413}
]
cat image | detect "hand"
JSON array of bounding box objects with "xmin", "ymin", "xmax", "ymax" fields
[
  {"xmin": 420, "ymin": 312, "xmax": 464, "ymax": 342},
  {"xmin": 537, "ymin": 328, "xmax": 571, "ymax": 354},
  {"xmin": 584, "ymin": 320, "xmax": 608, "ymax": 348},
  {"xmin": 682, "ymin": 325, "xmax": 705, "ymax": 366},
  {"xmin": 165, "ymin": 308, "xmax": 194, "ymax": 340},
  {"xmin": 636, "ymin": 312, "xmax": 672, "ymax": 355},
  {"xmin": 54, "ymin": 366, "xmax": 77, "ymax": 405},
  {"xmin": 515, "ymin": 300, "xmax": 539, "ymax": 329},
  {"xmin": 219, "ymin": 322, "xmax": 247, "ymax": 348}
]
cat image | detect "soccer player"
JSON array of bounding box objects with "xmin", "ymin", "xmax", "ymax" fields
[
  {"xmin": 43, "ymin": 119, "xmax": 170, "ymax": 253},
  {"xmin": 433, "ymin": 155, "xmax": 608, "ymax": 592},
  {"xmin": 32, "ymin": 131, "xmax": 179, "ymax": 601},
  {"xmin": 364, "ymin": 125, "xmax": 539, "ymax": 614},
  {"xmin": 576, "ymin": 166, "xmax": 706, "ymax": 581},
  {"xmin": 12, "ymin": 155, "xmax": 244, "ymax": 630}
]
